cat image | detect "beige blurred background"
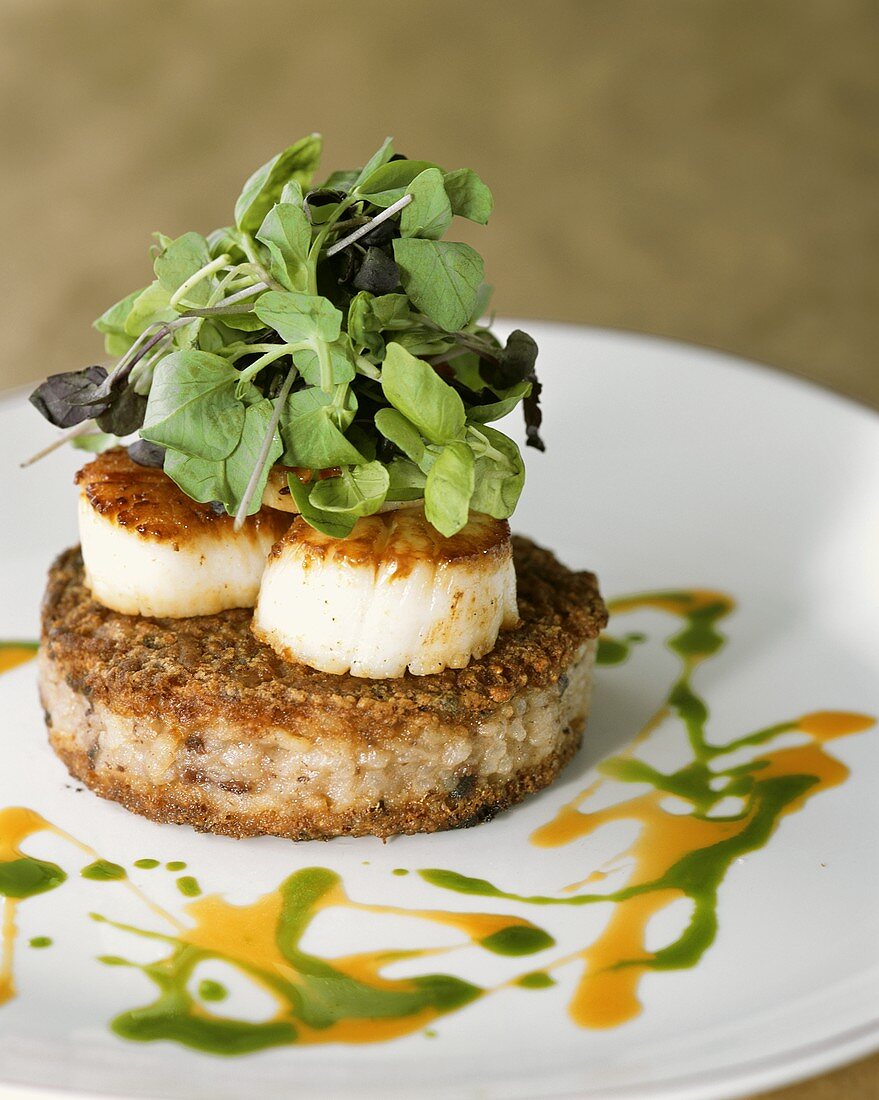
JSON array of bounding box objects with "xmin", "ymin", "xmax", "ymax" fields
[
  {"xmin": 1, "ymin": 2, "xmax": 877, "ymax": 1096},
  {"xmin": 1, "ymin": 0, "xmax": 877, "ymax": 409}
]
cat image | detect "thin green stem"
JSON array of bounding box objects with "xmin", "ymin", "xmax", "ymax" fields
[
  {"xmin": 317, "ymin": 339, "xmax": 333, "ymax": 394},
  {"xmin": 354, "ymin": 354, "xmax": 381, "ymax": 380},
  {"xmin": 235, "ymin": 343, "xmax": 302, "ymax": 391},
  {"xmin": 233, "ymin": 368, "xmax": 297, "ymax": 530},
  {"xmin": 183, "ymin": 300, "xmax": 258, "ymax": 318},
  {"xmin": 239, "ymin": 234, "xmax": 262, "ymax": 266},
  {"xmin": 21, "ymin": 420, "xmax": 97, "ymax": 467},
  {"xmin": 419, "ymin": 316, "xmax": 501, "ymax": 361},
  {"xmin": 325, "ymin": 192, "xmax": 411, "ymax": 258},
  {"xmin": 206, "ymin": 267, "xmax": 242, "ymax": 308},
  {"xmin": 130, "ymin": 337, "xmax": 173, "ymax": 394},
  {"xmin": 169, "ymin": 254, "xmax": 230, "ymax": 308},
  {"xmin": 307, "ymin": 195, "xmax": 357, "ymax": 291},
  {"xmin": 225, "ymin": 342, "xmax": 288, "ymax": 364}
]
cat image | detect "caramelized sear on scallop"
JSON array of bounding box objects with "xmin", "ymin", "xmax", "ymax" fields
[{"xmin": 76, "ymin": 448, "xmax": 291, "ymax": 618}]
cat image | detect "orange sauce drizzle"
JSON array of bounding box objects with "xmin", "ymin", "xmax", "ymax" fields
[
  {"xmin": 529, "ymin": 584, "xmax": 875, "ymax": 1030},
  {"xmin": 0, "ymin": 645, "xmax": 38, "ymax": 676}
]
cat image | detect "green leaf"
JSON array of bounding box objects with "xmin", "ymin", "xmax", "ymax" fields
[
  {"xmin": 392, "ymin": 239, "xmax": 484, "ymax": 332},
  {"xmin": 194, "ymin": 320, "xmax": 225, "ymax": 353},
  {"xmin": 386, "ymin": 458, "xmax": 427, "ymax": 501},
  {"xmin": 356, "ymin": 159, "xmax": 439, "ymax": 207},
  {"xmin": 60, "ymin": 143, "xmax": 528, "ymax": 532},
  {"xmin": 71, "ymin": 432, "xmax": 119, "ymax": 454},
  {"xmin": 163, "ymin": 449, "xmax": 227, "ymax": 508},
  {"xmin": 380, "ymin": 342, "xmax": 465, "ymax": 445},
  {"xmin": 353, "ymin": 137, "xmax": 395, "ymax": 189},
  {"xmin": 371, "ymin": 294, "xmax": 411, "ymax": 328},
  {"xmin": 207, "ymin": 226, "xmax": 248, "ymax": 263},
  {"xmin": 256, "ymin": 204, "xmax": 311, "ymax": 292},
  {"xmin": 424, "ymin": 442, "xmax": 475, "ymax": 536},
  {"xmin": 234, "ymin": 134, "xmax": 323, "ymax": 232},
  {"xmin": 153, "ymin": 232, "xmax": 212, "ymax": 304},
  {"xmin": 347, "ymin": 292, "xmax": 382, "ymax": 357},
  {"xmin": 309, "ymin": 461, "xmax": 389, "ymax": 515},
  {"xmin": 171, "ymin": 318, "xmax": 204, "ymax": 351},
  {"xmin": 347, "ymin": 292, "xmax": 410, "ymax": 357},
  {"xmin": 374, "ymin": 408, "xmax": 426, "ymax": 466},
  {"xmin": 443, "ymin": 168, "xmax": 493, "ymax": 224},
  {"xmin": 292, "ymin": 335, "xmax": 356, "ymax": 387},
  {"xmin": 94, "ymin": 288, "xmax": 143, "ymax": 355},
  {"xmin": 286, "ymin": 474, "xmax": 357, "ymax": 539},
  {"xmin": 279, "ymin": 180, "xmax": 305, "ymax": 206},
  {"xmin": 255, "ymin": 290, "xmax": 342, "ymax": 344},
  {"xmin": 141, "ymin": 351, "xmax": 247, "ymax": 461},
  {"xmin": 124, "ymin": 281, "xmax": 176, "ymax": 336},
  {"xmin": 225, "ymin": 398, "xmax": 284, "ymax": 512},
  {"xmin": 391, "ymin": 328, "xmax": 456, "ymax": 358},
  {"xmin": 354, "ymin": 354, "xmax": 381, "ymax": 380},
  {"xmin": 468, "ymin": 425, "xmax": 525, "ymax": 519},
  {"xmin": 305, "ymin": 192, "xmax": 347, "ymax": 224},
  {"xmin": 320, "ymin": 169, "xmax": 359, "ymax": 191},
  {"xmin": 94, "ymin": 288, "xmax": 142, "ymax": 335},
  {"xmin": 219, "ymin": 311, "xmax": 268, "ymax": 333},
  {"xmin": 279, "ymin": 386, "xmax": 365, "ymax": 468},
  {"xmin": 400, "ymin": 168, "xmax": 452, "ymax": 240},
  {"xmin": 447, "ymin": 351, "xmax": 485, "ymax": 392},
  {"xmin": 163, "ymin": 398, "xmax": 283, "ymax": 517},
  {"xmin": 106, "ymin": 333, "xmax": 136, "ymax": 356},
  {"xmin": 466, "ymin": 380, "xmax": 532, "ymax": 424},
  {"xmin": 470, "ymin": 283, "xmax": 494, "ymax": 325}
]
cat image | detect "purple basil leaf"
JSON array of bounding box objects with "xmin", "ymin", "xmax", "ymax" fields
[
  {"xmin": 353, "ymin": 247, "xmax": 400, "ymax": 295},
  {"xmin": 523, "ymin": 376, "xmax": 545, "ymax": 451},
  {"xmin": 29, "ymin": 366, "xmax": 110, "ymax": 428},
  {"xmin": 480, "ymin": 330, "xmax": 544, "ymax": 449},
  {"xmin": 127, "ymin": 439, "xmax": 166, "ymax": 468},
  {"xmin": 97, "ymin": 385, "xmax": 147, "ymax": 437}
]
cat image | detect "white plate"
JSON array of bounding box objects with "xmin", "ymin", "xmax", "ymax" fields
[{"xmin": 0, "ymin": 323, "xmax": 877, "ymax": 1100}]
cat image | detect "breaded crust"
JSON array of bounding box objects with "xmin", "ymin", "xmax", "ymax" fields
[{"xmin": 39, "ymin": 540, "xmax": 607, "ymax": 839}]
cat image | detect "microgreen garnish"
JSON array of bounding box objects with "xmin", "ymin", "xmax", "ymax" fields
[{"xmin": 27, "ymin": 136, "xmax": 543, "ymax": 537}]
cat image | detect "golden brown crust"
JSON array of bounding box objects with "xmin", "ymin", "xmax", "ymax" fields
[
  {"xmin": 75, "ymin": 448, "xmax": 290, "ymax": 545},
  {"xmin": 48, "ymin": 725, "xmax": 583, "ymax": 840},
  {"xmin": 274, "ymin": 509, "xmax": 512, "ymax": 574},
  {"xmin": 42, "ymin": 539, "xmax": 606, "ymax": 736}
]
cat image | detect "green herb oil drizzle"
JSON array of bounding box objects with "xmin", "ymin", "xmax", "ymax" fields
[
  {"xmin": 422, "ymin": 590, "xmax": 875, "ymax": 1028},
  {"xmin": 81, "ymin": 860, "xmax": 127, "ymax": 882}
]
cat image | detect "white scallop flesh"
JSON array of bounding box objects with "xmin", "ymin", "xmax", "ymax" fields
[{"xmin": 252, "ymin": 508, "xmax": 519, "ymax": 678}]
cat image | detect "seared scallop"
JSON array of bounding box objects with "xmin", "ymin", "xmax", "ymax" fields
[
  {"xmin": 76, "ymin": 448, "xmax": 291, "ymax": 618},
  {"xmin": 252, "ymin": 506, "xmax": 519, "ymax": 678}
]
